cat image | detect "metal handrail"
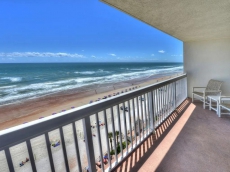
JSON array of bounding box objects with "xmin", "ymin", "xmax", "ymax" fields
[{"xmin": 0, "ymin": 73, "xmax": 187, "ymax": 172}]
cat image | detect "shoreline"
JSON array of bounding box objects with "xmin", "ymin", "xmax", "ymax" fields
[{"xmin": 0, "ymin": 72, "xmax": 181, "ymax": 130}]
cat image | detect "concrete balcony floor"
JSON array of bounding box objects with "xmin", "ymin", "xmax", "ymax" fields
[{"xmin": 111, "ymin": 99, "xmax": 230, "ymax": 172}]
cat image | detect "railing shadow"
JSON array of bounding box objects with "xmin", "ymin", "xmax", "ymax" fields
[{"xmin": 111, "ymin": 98, "xmax": 191, "ymax": 172}]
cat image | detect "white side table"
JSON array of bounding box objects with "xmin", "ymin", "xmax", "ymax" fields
[{"xmin": 208, "ymin": 96, "xmax": 221, "ymax": 117}]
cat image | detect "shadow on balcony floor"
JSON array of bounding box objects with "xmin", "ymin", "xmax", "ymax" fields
[{"xmin": 112, "ymin": 99, "xmax": 230, "ymax": 172}]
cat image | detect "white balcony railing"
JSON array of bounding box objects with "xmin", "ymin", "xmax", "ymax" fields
[{"xmin": 0, "ymin": 74, "xmax": 187, "ymax": 172}]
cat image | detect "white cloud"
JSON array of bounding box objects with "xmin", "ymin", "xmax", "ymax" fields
[
  {"xmin": 0, "ymin": 52, "xmax": 84, "ymax": 58},
  {"xmin": 91, "ymin": 55, "xmax": 96, "ymax": 58},
  {"xmin": 109, "ymin": 53, "xmax": 116, "ymax": 57},
  {"xmin": 158, "ymin": 50, "xmax": 165, "ymax": 53},
  {"xmin": 171, "ymin": 54, "xmax": 183, "ymax": 57},
  {"xmin": 151, "ymin": 54, "xmax": 154, "ymax": 56}
]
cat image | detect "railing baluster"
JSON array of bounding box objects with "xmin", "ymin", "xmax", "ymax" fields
[
  {"xmin": 168, "ymin": 84, "xmax": 171, "ymax": 115},
  {"xmin": 165, "ymin": 85, "xmax": 168, "ymax": 117},
  {"xmin": 60, "ymin": 127, "xmax": 70, "ymax": 172},
  {"xmin": 163, "ymin": 86, "xmax": 166, "ymax": 120},
  {"xmin": 122, "ymin": 102, "xmax": 128, "ymax": 154},
  {"xmin": 143, "ymin": 93, "xmax": 148, "ymax": 135},
  {"xmin": 168, "ymin": 84, "xmax": 171, "ymax": 114},
  {"xmin": 103, "ymin": 109, "xmax": 112, "ymax": 169},
  {"xmin": 170, "ymin": 83, "xmax": 173, "ymax": 113},
  {"xmin": 116, "ymin": 105, "xmax": 123, "ymax": 158},
  {"xmin": 148, "ymin": 91, "xmax": 155, "ymax": 133},
  {"xmin": 5, "ymin": 148, "xmax": 14, "ymax": 172},
  {"xmin": 72, "ymin": 122, "xmax": 82, "ymax": 172},
  {"xmin": 95, "ymin": 113, "xmax": 104, "ymax": 172},
  {"xmin": 161, "ymin": 87, "xmax": 164, "ymax": 123},
  {"xmin": 110, "ymin": 107, "xmax": 118, "ymax": 163},
  {"xmin": 135, "ymin": 97, "xmax": 141, "ymax": 144},
  {"xmin": 158, "ymin": 89, "xmax": 161, "ymax": 126},
  {"xmin": 127, "ymin": 100, "xmax": 133, "ymax": 150},
  {"xmin": 154, "ymin": 89, "xmax": 158, "ymax": 127},
  {"xmin": 45, "ymin": 133, "xmax": 55, "ymax": 172},
  {"xmin": 159, "ymin": 88, "xmax": 162, "ymax": 124},
  {"xmin": 174, "ymin": 82, "xmax": 177, "ymax": 109},
  {"xmin": 140, "ymin": 95, "xmax": 144, "ymax": 140},
  {"xmin": 166, "ymin": 84, "xmax": 169, "ymax": 117},
  {"xmin": 26, "ymin": 140, "xmax": 37, "ymax": 172},
  {"xmin": 132, "ymin": 98, "xmax": 138, "ymax": 146},
  {"xmin": 83, "ymin": 116, "xmax": 97, "ymax": 172},
  {"xmin": 164, "ymin": 85, "xmax": 168, "ymax": 118},
  {"xmin": 153, "ymin": 90, "xmax": 157, "ymax": 127},
  {"xmin": 145, "ymin": 93, "xmax": 149, "ymax": 134}
]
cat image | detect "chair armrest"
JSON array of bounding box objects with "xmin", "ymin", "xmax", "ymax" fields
[
  {"xmin": 219, "ymin": 96, "xmax": 230, "ymax": 103},
  {"xmin": 204, "ymin": 90, "xmax": 221, "ymax": 93},
  {"xmin": 193, "ymin": 87, "xmax": 206, "ymax": 92}
]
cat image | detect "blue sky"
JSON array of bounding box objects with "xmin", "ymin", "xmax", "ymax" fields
[{"xmin": 0, "ymin": 1, "xmax": 183, "ymax": 63}]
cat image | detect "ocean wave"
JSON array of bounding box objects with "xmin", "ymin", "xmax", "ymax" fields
[
  {"xmin": 130, "ymin": 68, "xmax": 149, "ymax": 71},
  {"xmin": 75, "ymin": 70, "xmax": 110, "ymax": 75},
  {"xmin": 0, "ymin": 85, "xmax": 17, "ymax": 89},
  {"xmin": 75, "ymin": 71, "xmax": 96, "ymax": 75},
  {"xmin": 1, "ymin": 77, "xmax": 22, "ymax": 82}
]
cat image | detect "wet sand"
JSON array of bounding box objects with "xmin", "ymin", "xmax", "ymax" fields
[{"xmin": 0, "ymin": 73, "xmax": 181, "ymax": 130}]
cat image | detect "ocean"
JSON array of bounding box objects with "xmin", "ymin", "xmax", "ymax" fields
[{"xmin": 0, "ymin": 62, "xmax": 183, "ymax": 106}]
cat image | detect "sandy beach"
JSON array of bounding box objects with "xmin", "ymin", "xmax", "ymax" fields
[{"xmin": 0, "ymin": 73, "xmax": 180, "ymax": 131}]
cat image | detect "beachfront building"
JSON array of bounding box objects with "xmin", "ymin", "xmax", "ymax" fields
[{"xmin": 0, "ymin": 1, "xmax": 230, "ymax": 172}]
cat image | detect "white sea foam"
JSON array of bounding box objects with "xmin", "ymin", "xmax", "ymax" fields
[
  {"xmin": 75, "ymin": 71, "xmax": 96, "ymax": 75},
  {"xmin": 75, "ymin": 70, "xmax": 110, "ymax": 75},
  {"xmin": 130, "ymin": 68, "xmax": 149, "ymax": 71},
  {"xmin": 1, "ymin": 77, "xmax": 22, "ymax": 82},
  {"xmin": 0, "ymin": 85, "xmax": 17, "ymax": 89}
]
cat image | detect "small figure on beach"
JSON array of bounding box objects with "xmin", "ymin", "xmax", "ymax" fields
[
  {"xmin": 20, "ymin": 161, "xmax": 24, "ymax": 167},
  {"xmin": 95, "ymin": 161, "xmax": 101, "ymax": 168},
  {"xmin": 19, "ymin": 158, "xmax": 29, "ymax": 167},
  {"xmin": 104, "ymin": 153, "xmax": 109, "ymax": 160},
  {"xmin": 120, "ymin": 106, "xmax": 129, "ymax": 112},
  {"xmin": 50, "ymin": 140, "xmax": 61, "ymax": 147},
  {"xmin": 139, "ymin": 97, "xmax": 145, "ymax": 101}
]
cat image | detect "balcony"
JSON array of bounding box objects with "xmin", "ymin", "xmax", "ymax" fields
[
  {"xmin": 0, "ymin": 74, "xmax": 187, "ymax": 172},
  {"xmin": 1, "ymin": 73, "xmax": 229, "ymax": 172},
  {"xmin": 113, "ymin": 99, "xmax": 230, "ymax": 172}
]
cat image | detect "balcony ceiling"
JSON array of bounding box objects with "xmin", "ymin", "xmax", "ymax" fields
[{"xmin": 101, "ymin": 0, "xmax": 230, "ymax": 42}]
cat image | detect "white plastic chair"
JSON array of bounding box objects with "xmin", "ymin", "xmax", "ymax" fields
[{"xmin": 192, "ymin": 79, "xmax": 223, "ymax": 109}]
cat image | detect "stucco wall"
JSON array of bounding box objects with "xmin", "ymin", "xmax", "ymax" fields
[{"xmin": 184, "ymin": 39, "xmax": 230, "ymax": 97}]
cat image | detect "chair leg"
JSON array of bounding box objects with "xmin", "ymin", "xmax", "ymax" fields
[
  {"xmin": 203, "ymin": 98, "xmax": 205, "ymax": 109},
  {"xmin": 219, "ymin": 106, "xmax": 221, "ymax": 117},
  {"xmin": 192, "ymin": 93, "xmax": 194, "ymax": 102}
]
